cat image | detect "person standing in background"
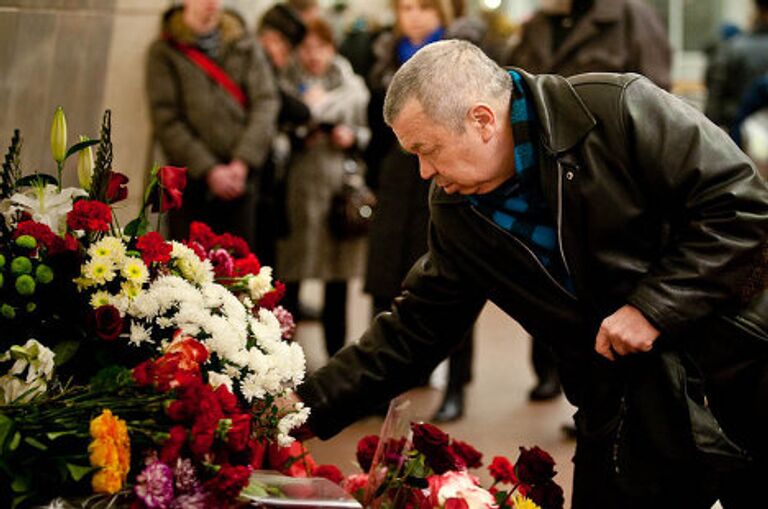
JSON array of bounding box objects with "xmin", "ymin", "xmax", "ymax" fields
[
  {"xmin": 147, "ymin": 0, "xmax": 279, "ymax": 252},
  {"xmin": 706, "ymin": 0, "xmax": 768, "ymax": 130},
  {"xmin": 506, "ymin": 0, "xmax": 671, "ymax": 403},
  {"xmin": 277, "ymin": 18, "xmax": 371, "ymax": 359}
]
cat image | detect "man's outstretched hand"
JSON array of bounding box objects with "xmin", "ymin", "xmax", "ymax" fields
[{"xmin": 595, "ymin": 304, "xmax": 660, "ymax": 361}]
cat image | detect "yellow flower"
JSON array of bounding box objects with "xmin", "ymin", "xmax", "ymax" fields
[
  {"xmin": 83, "ymin": 259, "xmax": 116, "ymax": 284},
  {"xmin": 512, "ymin": 494, "xmax": 541, "ymax": 509},
  {"xmin": 90, "ymin": 291, "xmax": 112, "ymax": 309},
  {"xmin": 120, "ymin": 280, "xmax": 142, "ymax": 300},
  {"xmin": 88, "ymin": 237, "xmax": 126, "ymax": 263},
  {"xmin": 88, "ymin": 409, "xmax": 130, "ymax": 494},
  {"xmin": 121, "ymin": 257, "xmax": 149, "ymax": 285}
]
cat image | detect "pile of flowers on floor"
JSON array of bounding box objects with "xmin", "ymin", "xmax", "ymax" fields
[
  {"xmin": 310, "ymin": 422, "xmax": 565, "ymax": 509},
  {"xmin": 0, "ymin": 109, "xmax": 309, "ymax": 508}
]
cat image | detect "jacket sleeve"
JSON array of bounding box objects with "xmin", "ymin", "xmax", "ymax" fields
[
  {"xmin": 622, "ymin": 77, "xmax": 768, "ymax": 333},
  {"xmin": 146, "ymin": 41, "xmax": 220, "ymax": 179},
  {"xmin": 626, "ymin": 2, "xmax": 672, "ymax": 91},
  {"xmin": 231, "ymin": 41, "xmax": 279, "ymax": 170},
  {"xmin": 296, "ymin": 224, "xmax": 486, "ymax": 439}
]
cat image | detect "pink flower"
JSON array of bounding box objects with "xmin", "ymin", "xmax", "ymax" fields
[
  {"xmin": 428, "ymin": 471, "xmax": 496, "ymax": 509},
  {"xmin": 341, "ymin": 473, "xmax": 369, "ymax": 499}
]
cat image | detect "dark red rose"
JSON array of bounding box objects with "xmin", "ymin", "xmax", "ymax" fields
[
  {"xmin": 444, "ymin": 499, "xmax": 469, "ymax": 509},
  {"xmin": 427, "ymin": 448, "xmax": 464, "ymax": 474},
  {"xmin": 136, "ymin": 231, "xmax": 172, "ymax": 266},
  {"xmin": 451, "ymin": 439, "xmax": 483, "ymax": 469},
  {"xmin": 382, "ymin": 437, "xmax": 407, "ymax": 468},
  {"xmin": 106, "ymin": 171, "xmax": 129, "ymax": 204},
  {"xmin": 411, "ymin": 422, "xmax": 450, "ymax": 456},
  {"xmin": 67, "ymin": 199, "xmax": 111, "ymax": 232},
  {"xmin": 91, "ymin": 305, "xmax": 123, "ymax": 341},
  {"xmin": 516, "ymin": 446, "xmax": 556, "ymax": 485},
  {"xmin": 152, "ymin": 165, "xmax": 187, "ymax": 212},
  {"xmin": 313, "ymin": 464, "xmax": 345, "ymax": 485},
  {"xmin": 356, "ymin": 434, "xmax": 379, "ymax": 472},
  {"xmin": 528, "ymin": 480, "xmax": 564, "ymax": 509},
  {"xmin": 204, "ymin": 464, "xmax": 252, "ymax": 504},
  {"xmin": 160, "ymin": 425, "xmax": 188, "ymax": 464},
  {"xmin": 228, "ymin": 414, "xmax": 251, "ymax": 452},
  {"xmin": 488, "ymin": 456, "xmax": 517, "ymax": 484}
]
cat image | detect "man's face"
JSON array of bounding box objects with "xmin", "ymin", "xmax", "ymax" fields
[
  {"xmin": 391, "ymin": 99, "xmax": 511, "ymax": 195},
  {"xmin": 183, "ymin": 0, "xmax": 223, "ymax": 34}
]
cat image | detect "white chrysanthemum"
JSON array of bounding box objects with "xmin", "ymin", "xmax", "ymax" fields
[
  {"xmin": 88, "ymin": 236, "xmax": 126, "ymax": 263},
  {"xmin": 83, "ymin": 258, "xmax": 116, "ymax": 284},
  {"xmin": 129, "ymin": 323, "xmax": 152, "ymax": 346},
  {"xmin": 208, "ymin": 372, "xmax": 234, "ymax": 392},
  {"xmin": 90, "ymin": 290, "xmax": 112, "ymax": 309},
  {"xmin": 250, "ymin": 309, "xmax": 283, "ymax": 350},
  {"xmin": 110, "ymin": 294, "xmax": 130, "ymax": 314},
  {"xmin": 246, "ymin": 267, "xmax": 273, "ymax": 301},
  {"xmin": 121, "ymin": 257, "xmax": 149, "ymax": 285},
  {"xmin": 276, "ymin": 403, "xmax": 310, "ymax": 446},
  {"xmin": 170, "ymin": 241, "xmax": 214, "ymax": 285}
]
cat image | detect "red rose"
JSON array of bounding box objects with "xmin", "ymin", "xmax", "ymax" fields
[
  {"xmin": 445, "ymin": 499, "xmax": 469, "ymax": 509},
  {"xmin": 160, "ymin": 425, "xmax": 188, "ymax": 464},
  {"xmin": 153, "ymin": 165, "xmax": 187, "ymax": 212},
  {"xmin": 90, "ymin": 305, "xmax": 123, "ymax": 341},
  {"xmin": 67, "ymin": 199, "xmax": 111, "ymax": 232},
  {"xmin": 204, "ymin": 464, "xmax": 252, "ymax": 504},
  {"xmin": 356, "ymin": 434, "xmax": 379, "ymax": 472},
  {"xmin": 515, "ymin": 446, "xmax": 556, "ymax": 485},
  {"xmin": 488, "ymin": 456, "xmax": 517, "ymax": 484},
  {"xmin": 429, "ymin": 448, "xmax": 465, "ymax": 474},
  {"xmin": 451, "ymin": 439, "xmax": 483, "ymax": 469},
  {"xmin": 136, "ymin": 231, "xmax": 172, "ymax": 266},
  {"xmin": 411, "ymin": 422, "xmax": 450, "ymax": 455},
  {"xmin": 189, "ymin": 221, "xmax": 217, "ymax": 250},
  {"xmin": 528, "ymin": 480, "xmax": 565, "ymax": 509},
  {"xmin": 106, "ymin": 171, "xmax": 129, "ymax": 204},
  {"xmin": 313, "ymin": 464, "xmax": 345, "ymax": 485},
  {"xmin": 227, "ymin": 414, "xmax": 251, "ymax": 452},
  {"xmin": 233, "ymin": 253, "xmax": 261, "ymax": 276}
]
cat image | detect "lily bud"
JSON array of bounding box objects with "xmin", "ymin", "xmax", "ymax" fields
[
  {"xmin": 50, "ymin": 106, "xmax": 67, "ymax": 164},
  {"xmin": 77, "ymin": 135, "xmax": 94, "ymax": 191}
]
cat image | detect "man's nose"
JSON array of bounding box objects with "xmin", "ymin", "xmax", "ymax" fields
[{"xmin": 418, "ymin": 157, "xmax": 436, "ymax": 180}]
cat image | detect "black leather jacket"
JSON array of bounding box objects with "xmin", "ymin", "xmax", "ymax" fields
[{"xmin": 298, "ymin": 71, "xmax": 768, "ymax": 450}]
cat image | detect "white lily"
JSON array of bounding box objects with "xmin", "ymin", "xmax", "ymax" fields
[{"xmin": 2, "ymin": 183, "xmax": 86, "ymax": 234}]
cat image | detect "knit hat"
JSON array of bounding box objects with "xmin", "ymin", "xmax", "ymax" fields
[{"xmin": 259, "ymin": 4, "xmax": 306, "ymax": 47}]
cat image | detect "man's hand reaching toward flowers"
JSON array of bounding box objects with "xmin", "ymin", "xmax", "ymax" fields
[
  {"xmin": 276, "ymin": 392, "xmax": 315, "ymax": 440},
  {"xmin": 594, "ymin": 304, "xmax": 660, "ymax": 361}
]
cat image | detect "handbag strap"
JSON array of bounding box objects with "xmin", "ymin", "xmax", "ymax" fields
[{"xmin": 168, "ymin": 39, "xmax": 248, "ymax": 108}]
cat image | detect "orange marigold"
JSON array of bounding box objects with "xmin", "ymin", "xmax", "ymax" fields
[{"xmin": 88, "ymin": 409, "xmax": 131, "ymax": 494}]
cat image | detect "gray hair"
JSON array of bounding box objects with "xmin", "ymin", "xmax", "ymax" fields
[{"xmin": 383, "ymin": 39, "xmax": 512, "ymax": 132}]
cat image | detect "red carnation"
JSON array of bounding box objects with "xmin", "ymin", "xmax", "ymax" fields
[
  {"xmin": 210, "ymin": 248, "xmax": 235, "ymax": 278},
  {"xmin": 515, "ymin": 446, "xmax": 556, "ymax": 485},
  {"xmin": 227, "ymin": 414, "xmax": 252, "ymax": 452},
  {"xmin": 258, "ymin": 280, "xmax": 285, "ymax": 309},
  {"xmin": 217, "ymin": 232, "xmax": 250, "ymax": 257},
  {"xmin": 136, "ymin": 231, "xmax": 172, "ymax": 266},
  {"xmin": 489, "ymin": 456, "xmax": 517, "ymax": 484},
  {"xmin": 90, "ymin": 305, "xmax": 123, "ymax": 341},
  {"xmin": 153, "ymin": 165, "xmax": 187, "ymax": 212},
  {"xmin": 313, "ymin": 465, "xmax": 345, "ymax": 485},
  {"xmin": 233, "ymin": 253, "xmax": 261, "ymax": 276},
  {"xmin": 204, "ymin": 464, "xmax": 252, "ymax": 504},
  {"xmin": 106, "ymin": 171, "xmax": 129, "ymax": 204},
  {"xmin": 160, "ymin": 425, "xmax": 188, "ymax": 464},
  {"xmin": 67, "ymin": 199, "xmax": 111, "ymax": 232},
  {"xmin": 189, "ymin": 221, "xmax": 217, "ymax": 250},
  {"xmin": 451, "ymin": 439, "xmax": 483, "ymax": 469},
  {"xmin": 214, "ymin": 385, "xmax": 239, "ymax": 415},
  {"xmin": 14, "ymin": 221, "xmax": 56, "ymax": 251},
  {"xmin": 132, "ymin": 359, "xmax": 153, "ymax": 387},
  {"xmin": 49, "ymin": 233, "xmax": 78, "ymax": 254},
  {"xmin": 445, "ymin": 499, "xmax": 469, "ymax": 509},
  {"xmin": 356, "ymin": 435, "xmax": 379, "ymax": 472},
  {"xmin": 184, "ymin": 239, "xmax": 208, "ymax": 261}
]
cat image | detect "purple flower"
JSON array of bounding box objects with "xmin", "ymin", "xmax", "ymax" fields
[
  {"xmin": 273, "ymin": 305, "xmax": 296, "ymax": 340},
  {"xmin": 135, "ymin": 461, "xmax": 174, "ymax": 509},
  {"xmin": 174, "ymin": 458, "xmax": 201, "ymax": 495}
]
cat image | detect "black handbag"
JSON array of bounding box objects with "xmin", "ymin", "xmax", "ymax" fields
[{"xmin": 329, "ymin": 157, "xmax": 376, "ymax": 240}]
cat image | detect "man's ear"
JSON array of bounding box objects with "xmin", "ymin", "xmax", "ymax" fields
[{"xmin": 467, "ymin": 103, "xmax": 497, "ymax": 142}]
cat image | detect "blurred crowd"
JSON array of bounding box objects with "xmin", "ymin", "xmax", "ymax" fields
[{"xmin": 145, "ymin": 0, "xmax": 768, "ymax": 426}]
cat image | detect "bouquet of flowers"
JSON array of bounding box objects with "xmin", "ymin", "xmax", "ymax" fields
[
  {"xmin": 0, "ymin": 108, "xmax": 309, "ymax": 508},
  {"xmin": 311, "ymin": 422, "xmax": 565, "ymax": 509}
]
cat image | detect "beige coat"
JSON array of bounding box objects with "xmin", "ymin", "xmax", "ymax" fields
[
  {"xmin": 277, "ymin": 57, "xmax": 370, "ymax": 281},
  {"xmin": 507, "ymin": 0, "xmax": 671, "ymax": 90}
]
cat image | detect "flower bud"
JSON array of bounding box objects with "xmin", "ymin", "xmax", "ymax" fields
[
  {"xmin": 1, "ymin": 303, "xmax": 15, "ymax": 319},
  {"xmin": 50, "ymin": 106, "xmax": 68, "ymax": 164},
  {"xmin": 15, "ymin": 274, "xmax": 36, "ymax": 296},
  {"xmin": 14, "ymin": 235, "xmax": 37, "ymax": 250},
  {"xmin": 10, "ymin": 256, "xmax": 32, "ymax": 275},
  {"xmin": 35, "ymin": 264, "xmax": 54, "ymax": 284},
  {"xmin": 0, "ymin": 254, "xmax": 5, "ymax": 268},
  {"xmin": 26, "ymin": 302, "xmax": 36, "ymax": 313},
  {"xmin": 77, "ymin": 135, "xmax": 94, "ymax": 191}
]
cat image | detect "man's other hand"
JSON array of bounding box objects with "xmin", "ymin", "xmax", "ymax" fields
[{"xmin": 594, "ymin": 304, "xmax": 660, "ymax": 361}]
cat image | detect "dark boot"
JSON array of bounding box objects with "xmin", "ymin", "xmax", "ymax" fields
[
  {"xmin": 432, "ymin": 386, "xmax": 465, "ymax": 423},
  {"xmin": 528, "ymin": 371, "xmax": 562, "ymax": 401}
]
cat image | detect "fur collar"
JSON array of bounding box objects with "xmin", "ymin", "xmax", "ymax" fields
[{"xmin": 161, "ymin": 6, "xmax": 245, "ymax": 46}]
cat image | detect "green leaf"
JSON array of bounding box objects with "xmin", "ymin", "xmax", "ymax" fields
[
  {"xmin": 23, "ymin": 436, "xmax": 47, "ymax": 451},
  {"xmin": 123, "ymin": 215, "xmax": 149, "ymax": 237},
  {"xmin": 53, "ymin": 340, "xmax": 80, "ymax": 366},
  {"xmin": 10, "ymin": 475, "xmax": 29, "ymax": 492},
  {"xmin": 11, "ymin": 494, "xmax": 29, "ymax": 509},
  {"xmin": 66, "ymin": 462, "xmax": 95, "ymax": 482},
  {"xmin": 46, "ymin": 430, "xmax": 77, "ymax": 441},
  {"xmin": 15, "ymin": 173, "xmax": 58, "ymax": 189},
  {"xmin": 9, "ymin": 431, "xmax": 21, "ymax": 451},
  {"xmin": 0, "ymin": 413, "xmax": 14, "ymax": 450},
  {"xmin": 64, "ymin": 138, "xmax": 100, "ymax": 161}
]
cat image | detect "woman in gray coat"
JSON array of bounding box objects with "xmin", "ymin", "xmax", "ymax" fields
[{"xmin": 277, "ymin": 18, "xmax": 370, "ymax": 357}]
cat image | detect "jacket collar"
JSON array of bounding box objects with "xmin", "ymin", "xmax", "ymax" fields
[
  {"xmin": 514, "ymin": 68, "xmax": 596, "ymax": 154},
  {"xmin": 161, "ymin": 6, "xmax": 245, "ymax": 47}
]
